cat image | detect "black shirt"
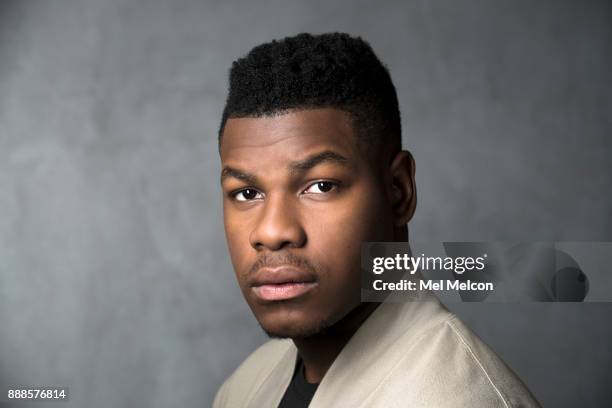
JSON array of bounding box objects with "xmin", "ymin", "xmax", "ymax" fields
[{"xmin": 277, "ymin": 357, "xmax": 319, "ymax": 408}]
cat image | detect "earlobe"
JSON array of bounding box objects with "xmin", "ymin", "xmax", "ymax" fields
[{"xmin": 389, "ymin": 150, "xmax": 417, "ymax": 226}]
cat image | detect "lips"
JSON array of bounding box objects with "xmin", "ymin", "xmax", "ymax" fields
[{"xmin": 250, "ymin": 266, "xmax": 318, "ymax": 302}]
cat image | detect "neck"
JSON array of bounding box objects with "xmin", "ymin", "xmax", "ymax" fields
[{"xmin": 292, "ymin": 302, "xmax": 380, "ymax": 384}]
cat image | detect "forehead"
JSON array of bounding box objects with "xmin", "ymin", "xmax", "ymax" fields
[{"xmin": 220, "ymin": 108, "xmax": 360, "ymax": 164}]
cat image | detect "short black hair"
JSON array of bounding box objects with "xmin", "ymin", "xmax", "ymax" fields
[{"xmin": 218, "ymin": 32, "xmax": 401, "ymax": 159}]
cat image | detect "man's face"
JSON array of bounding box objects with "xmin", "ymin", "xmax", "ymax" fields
[{"xmin": 220, "ymin": 108, "xmax": 394, "ymax": 338}]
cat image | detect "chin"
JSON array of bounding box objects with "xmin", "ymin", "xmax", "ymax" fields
[{"xmin": 257, "ymin": 314, "xmax": 333, "ymax": 339}]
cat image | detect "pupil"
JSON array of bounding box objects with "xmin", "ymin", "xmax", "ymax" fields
[
  {"xmin": 243, "ymin": 189, "xmax": 256, "ymax": 199},
  {"xmin": 318, "ymin": 182, "xmax": 332, "ymax": 192}
]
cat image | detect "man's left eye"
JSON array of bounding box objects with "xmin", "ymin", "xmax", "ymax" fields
[{"xmin": 303, "ymin": 181, "xmax": 337, "ymax": 194}]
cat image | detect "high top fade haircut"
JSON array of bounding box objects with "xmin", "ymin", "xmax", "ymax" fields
[{"xmin": 218, "ymin": 32, "xmax": 402, "ymax": 162}]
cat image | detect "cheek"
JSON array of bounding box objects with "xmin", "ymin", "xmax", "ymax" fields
[
  {"xmin": 223, "ymin": 212, "xmax": 254, "ymax": 282},
  {"xmin": 310, "ymin": 184, "xmax": 388, "ymax": 244},
  {"xmin": 306, "ymin": 183, "xmax": 389, "ymax": 279}
]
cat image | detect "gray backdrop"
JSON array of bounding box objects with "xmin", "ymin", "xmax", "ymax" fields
[{"xmin": 1, "ymin": 0, "xmax": 610, "ymax": 407}]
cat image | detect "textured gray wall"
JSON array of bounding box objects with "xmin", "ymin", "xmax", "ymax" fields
[{"xmin": 1, "ymin": 0, "xmax": 610, "ymax": 407}]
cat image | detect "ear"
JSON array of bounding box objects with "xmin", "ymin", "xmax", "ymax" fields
[{"xmin": 389, "ymin": 150, "xmax": 417, "ymax": 226}]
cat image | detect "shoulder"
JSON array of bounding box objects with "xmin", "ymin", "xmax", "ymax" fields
[
  {"xmin": 440, "ymin": 315, "xmax": 540, "ymax": 407},
  {"xmin": 381, "ymin": 312, "xmax": 540, "ymax": 407},
  {"xmin": 213, "ymin": 339, "xmax": 294, "ymax": 408}
]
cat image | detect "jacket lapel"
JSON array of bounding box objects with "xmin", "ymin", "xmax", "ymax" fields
[
  {"xmin": 246, "ymin": 343, "xmax": 297, "ymax": 408},
  {"xmin": 310, "ymin": 290, "xmax": 446, "ymax": 407}
]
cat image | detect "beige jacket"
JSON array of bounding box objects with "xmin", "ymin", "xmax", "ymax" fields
[{"xmin": 213, "ymin": 290, "xmax": 540, "ymax": 407}]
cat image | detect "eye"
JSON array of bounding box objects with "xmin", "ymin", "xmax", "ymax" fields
[
  {"xmin": 303, "ymin": 181, "xmax": 337, "ymax": 194},
  {"xmin": 233, "ymin": 188, "xmax": 263, "ymax": 202}
]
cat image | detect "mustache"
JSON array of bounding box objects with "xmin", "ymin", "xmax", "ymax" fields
[{"xmin": 248, "ymin": 252, "xmax": 317, "ymax": 275}]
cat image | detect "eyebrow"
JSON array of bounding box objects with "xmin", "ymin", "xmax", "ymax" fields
[
  {"xmin": 220, "ymin": 150, "xmax": 350, "ymax": 185},
  {"xmin": 220, "ymin": 167, "xmax": 258, "ymax": 185},
  {"xmin": 289, "ymin": 150, "xmax": 349, "ymax": 174}
]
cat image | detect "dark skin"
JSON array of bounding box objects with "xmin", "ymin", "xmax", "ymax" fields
[{"xmin": 220, "ymin": 108, "xmax": 416, "ymax": 384}]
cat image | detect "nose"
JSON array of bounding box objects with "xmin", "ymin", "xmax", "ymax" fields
[{"xmin": 249, "ymin": 194, "xmax": 306, "ymax": 251}]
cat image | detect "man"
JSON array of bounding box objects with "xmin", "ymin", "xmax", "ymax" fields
[{"xmin": 214, "ymin": 32, "xmax": 539, "ymax": 407}]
